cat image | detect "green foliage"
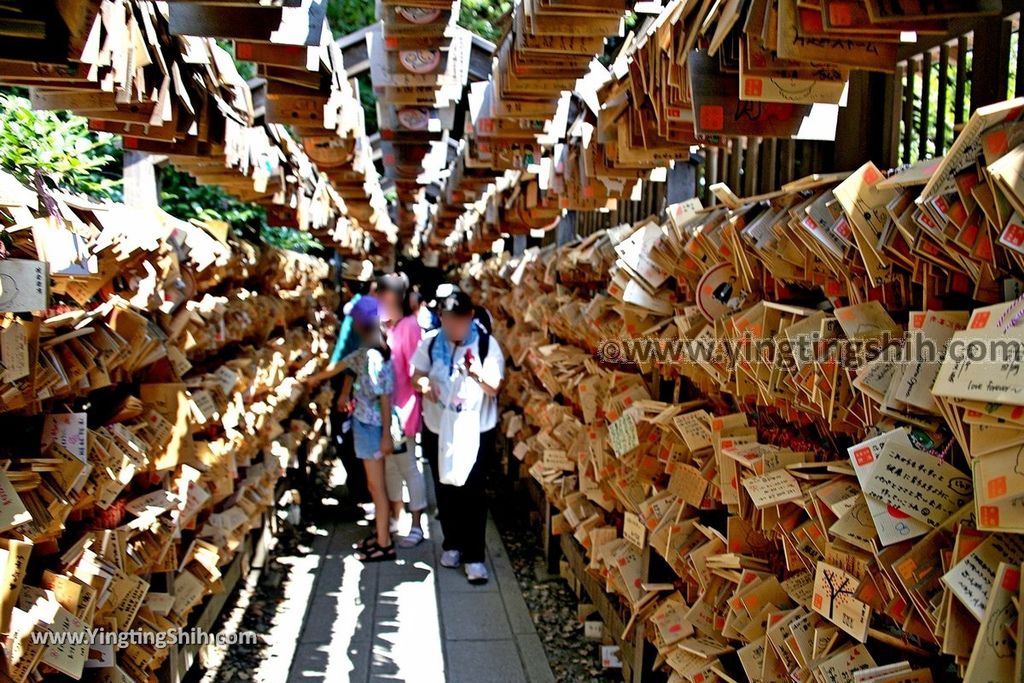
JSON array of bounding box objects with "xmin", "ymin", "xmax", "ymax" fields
[
  {"xmin": 159, "ymin": 166, "xmax": 266, "ymax": 240},
  {"xmin": 0, "ymin": 93, "xmax": 121, "ymax": 199},
  {"xmin": 260, "ymin": 225, "xmax": 322, "ymax": 253},
  {"xmin": 327, "ymin": 0, "xmax": 376, "ymax": 37},
  {"xmin": 601, "ymin": 11, "xmax": 637, "ymax": 66},
  {"xmin": 357, "ymin": 75, "xmax": 378, "ymax": 133},
  {"xmin": 160, "ymin": 167, "xmax": 323, "ymax": 254},
  {"xmin": 459, "ymin": 0, "xmax": 511, "ymax": 43},
  {"xmin": 901, "ymin": 47, "xmax": 973, "ymax": 165},
  {"xmin": 0, "ymin": 88, "xmax": 319, "ymax": 255}
]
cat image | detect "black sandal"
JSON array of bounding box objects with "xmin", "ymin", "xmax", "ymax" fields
[
  {"xmin": 358, "ymin": 540, "xmax": 396, "ymax": 563},
  {"xmin": 355, "ymin": 534, "xmax": 376, "ymax": 551}
]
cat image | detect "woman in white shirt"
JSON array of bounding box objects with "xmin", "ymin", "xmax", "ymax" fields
[{"xmin": 412, "ymin": 290, "xmax": 504, "ymax": 584}]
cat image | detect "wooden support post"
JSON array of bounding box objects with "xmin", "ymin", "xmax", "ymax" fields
[
  {"xmin": 728, "ymin": 138, "xmax": 743, "ymax": 190},
  {"xmin": 706, "ymin": 149, "xmax": 719, "ymax": 204},
  {"xmin": 935, "ymin": 44, "xmax": 950, "ymax": 155},
  {"xmin": 125, "ymin": 147, "xmax": 178, "ymax": 682},
  {"xmin": 744, "ymin": 138, "xmax": 760, "ymax": 196},
  {"xmin": 505, "ymin": 435, "xmax": 521, "ymax": 487},
  {"xmin": 1017, "ymin": 20, "xmax": 1024, "ymax": 97},
  {"xmin": 666, "ymin": 161, "xmax": 696, "ymax": 206},
  {"xmin": 763, "ymin": 138, "xmax": 777, "ymax": 192},
  {"xmin": 123, "ymin": 150, "xmax": 162, "ymax": 207},
  {"xmin": 834, "ymin": 71, "xmax": 897, "ymax": 170},
  {"xmin": 556, "ymin": 211, "xmax": 577, "ymax": 245},
  {"xmin": 954, "ymin": 35, "xmax": 968, "ymax": 126},
  {"xmin": 919, "ymin": 49, "xmax": 932, "ymax": 161},
  {"xmin": 972, "ymin": 16, "xmax": 1011, "ymax": 112},
  {"xmin": 881, "ymin": 67, "xmax": 901, "ymax": 169},
  {"xmin": 545, "ymin": 500, "xmax": 560, "ymax": 575},
  {"xmin": 781, "ymin": 139, "xmax": 796, "ymax": 184},
  {"xmin": 902, "ymin": 60, "xmax": 915, "ymax": 163}
]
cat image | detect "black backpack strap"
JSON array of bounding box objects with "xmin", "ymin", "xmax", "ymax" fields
[
  {"xmin": 476, "ymin": 320, "xmax": 490, "ymax": 363},
  {"xmin": 474, "ymin": 305, "xmax": 493, "ymax": 334}
]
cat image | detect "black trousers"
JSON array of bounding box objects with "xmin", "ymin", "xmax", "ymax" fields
[{"xmin": 422, "ymin": 426, "xmax": 495, "ymax": 564}]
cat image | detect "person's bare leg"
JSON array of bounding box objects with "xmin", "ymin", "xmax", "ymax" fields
[
  {"xmin": 390, "ymin": 500, "xmax": 404, "ymax": 530},
  {"xmin": 363, "ymin": 459, "xmax": 391, "ymax": 546}
]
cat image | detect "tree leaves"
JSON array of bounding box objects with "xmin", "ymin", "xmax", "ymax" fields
[
  {"xmin": 0, "ymin": 94, "xmax": 121, "ymax": 200},
  {"xmin": 458, "ymin": 0, "xmax": 512, "ymax": 43},
  {"xmin": 326, "ymin": 0, "xmax": 375, "ymax": 37},
  {"xmin": 160, "ymin": 167, "xmax": 322, "ymax": 254}
]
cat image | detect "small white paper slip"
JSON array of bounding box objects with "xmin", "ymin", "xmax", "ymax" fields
[
  {"xmin": 42, "ymin": 412, "xmax": 88, "ymax": 463},
  {"xmin": 215, "ymin": 365, "xmax": 240, "ymax": 395},
  {"xmin": 600, "ymin": 645, "xmax": 622, "ymax": 668},
  {"xmin": 847, "ymin": 429, "xmax": 930, "ymax": 546},
  {"xmin": 623, "ymin": 511, "xmax": 646, "ymax": 549},
  {"xmin": 742, "ymin": 469, "xmax": 804, "ymax": 509},
  {"xmin": 1, "ymin": 322, "xmax": 29, "ymax": 383},
  {"xmin": 0, "ymin": 259, "xmax": 49, "ymax": 313},
  {"xmin": 0, "ymin": 471, "xmax": 31, "ymax": 533}
]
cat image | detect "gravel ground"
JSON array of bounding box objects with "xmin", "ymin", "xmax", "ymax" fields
[{"xmin": 488, "ymin": 475, "xmax": 619, "ymax": 683}]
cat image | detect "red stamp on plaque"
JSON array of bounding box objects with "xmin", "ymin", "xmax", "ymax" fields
[
  {"xmin": 829, "ymin": 2, "xmax": 855, "ymax": 26},
  {"xmin": 853, "ymin": 448, "xmax": 873, "ymax": 467},
  {"xmin": 700, "ymin": 105, "xmax": 725, "ymax": 131},
  {"xmin": 1004, "ymin": 568, "xmax": 1021, "ymax": 591},
  {"xmin": 1003, "ymin": 222, "xmax": 1024, "ymax": 247},
  {"xmin": 980, "ymin": 505, "xmax": 1000, "ymax": 527},
  {"xmin": 989, "ymin": 476, "xmax": 1008, "ymax": 499}
]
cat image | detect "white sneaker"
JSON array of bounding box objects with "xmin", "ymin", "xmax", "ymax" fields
[
  {"xmin": 464, "ymin": 562, "xmax": 489, "ymax": 585},
  {"xmin": 440, "ymin": 550, "xmax": 461, "ymax": 568}
]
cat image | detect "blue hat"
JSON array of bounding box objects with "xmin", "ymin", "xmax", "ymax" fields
[{"xmin": 350, "ymin": 295, "xmax": 379, "ymax": 326}]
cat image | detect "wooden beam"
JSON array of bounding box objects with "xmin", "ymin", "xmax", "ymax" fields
[
  {"xmin": 167, "ymin": 1, "xmax": 326, "ymax": 46},
  {"xmin": 897, "ymin": 1, "xmax": 1024, "ymax": 60}
]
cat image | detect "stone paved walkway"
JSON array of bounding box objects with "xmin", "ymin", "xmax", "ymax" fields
[{"xmin": 282, "ymin": 513, "xmax": 555, "ymax": 683}]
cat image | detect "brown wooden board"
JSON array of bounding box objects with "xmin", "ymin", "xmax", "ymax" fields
[
  {"xmin": 234, "ymin": 41, "xmax": 313, "ymax": 70},
  {"xmin": 265, "ymin": 93, "xmax": 328, "ymax": 126},
  {"xmin": 167, "ymin": 2, "xmax": 325, "ymax": 46},
  {"xmin": 687, "ymin": 49, "xmax": 816, "ymax": 139}
]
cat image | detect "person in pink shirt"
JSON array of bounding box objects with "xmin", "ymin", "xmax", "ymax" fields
[{"xmin": 377, "ymin": 273, "xmax": 428, "ymax": 547}]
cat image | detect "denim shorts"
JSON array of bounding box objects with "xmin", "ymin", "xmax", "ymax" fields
[{"xmin": 352, "ymin": 419, "xmax": 384, "ymax": 460}]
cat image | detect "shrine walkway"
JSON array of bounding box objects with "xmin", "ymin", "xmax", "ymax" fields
[
  {"xmin": 283, "ymin": 515, "xmax": 554, "ymax": 683},
  {"xmin": 222, "ymin": 451, "xmax": 556, "ymax": 683}
]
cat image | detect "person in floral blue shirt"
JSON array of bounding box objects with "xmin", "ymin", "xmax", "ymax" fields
[{"xmin": 309, "ymin": 295, "xmax": 398, "ymax": 562}]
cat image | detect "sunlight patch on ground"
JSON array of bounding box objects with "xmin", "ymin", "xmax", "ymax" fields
[{"xmin": 370, "ymin": 561, "xmax": 444, "ymax": 682}]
